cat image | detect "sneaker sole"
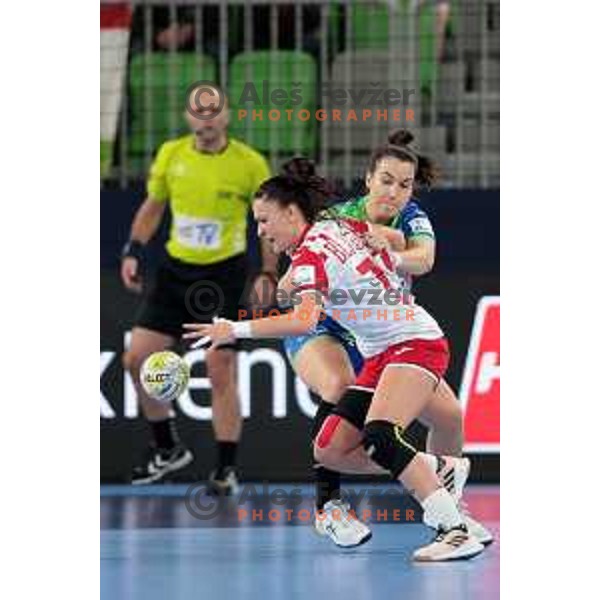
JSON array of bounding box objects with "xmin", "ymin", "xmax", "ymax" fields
[
  {"xmin": 131, "ymin": 471, "xmax": 166, "ymax": 485},
  {"xmin": 465, "ymin": 519, "xmax": 495, "ymax": 546},
  {"xmin": 313, "ymin": 523, "xmax": 373, "ymax": 548},
  {"xmin": 413, "ymin": 543, "xmax": 485, "ymax": 562},
  {"xmin": 205, "ymin": 478, "xmax": 240, "ymax": 496},
  {"xmin": 340, "ymin": 531, "xmax": 373, "ymax": 548},
  {"xmin": 131, "ymin": 451, "xmax": 194, "ymax": 485}
]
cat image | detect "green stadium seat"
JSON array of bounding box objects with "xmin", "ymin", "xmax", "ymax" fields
[
  {"xmin": 128, "ymin": 53, "xmax": 216, "ymax": 165},
  {"xmin": 349, "ymin": 1, "xmax": 438, "ymax": 94},
  {"xmin": 351, "ymin": 2, "xmax": 395, "ymax": 50},
  {"xmin": 228, "ymin": 50, "xmax": 317, "ymax": 154}
]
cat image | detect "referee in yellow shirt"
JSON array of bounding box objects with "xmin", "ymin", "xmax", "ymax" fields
[{"xmin": 121, "ymin": 85, "xmax": 277, "ymax": 491}]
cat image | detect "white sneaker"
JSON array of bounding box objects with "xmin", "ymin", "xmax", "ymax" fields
[
  {"xmin": 460, "ymin": 502, "xmax": 494, "ymax": 546},
  {"xmin": 131, "ymin": 445, "xmax": 194, "ymax": 485},
  {"xmin": 314, "ymin": 499, "xmax": 372, "ymax": 548},
  {"xmin": 436, "ymin": 458, "xmax": 493, "ymax": 545},
  {"xmin": 206, "ymin": 467, "xmax": 240, "ymax": 496},
  {"xmin": 436, "ymin": 456, "xmax": 470, "ymax": 502},
  {"xmin": 413, "ymin": 525, "xmax": 484, "ymax": 562}
]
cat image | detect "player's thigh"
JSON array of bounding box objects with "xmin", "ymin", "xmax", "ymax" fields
[
  {"xmin": 367, "ymin": 365, "xmax": 437, "ymax": 428},
  {"xmin": 419, "ymin": 378, "xmax": 463, "ymax": 431},
  {"xmin": 293, "ymin": 335, "xmax": 355, "ymax": 404},
  {"xmin": 124, "ymin": 327, "xmax": 175, "ymax": 371}
]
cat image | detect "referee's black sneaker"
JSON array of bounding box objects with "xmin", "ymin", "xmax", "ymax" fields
[
  {"xmin": 131, "ymin": 445, "xmax": 194, "ymax": 485},
  {"xmin": 206, "ymin": 467, "xmax": 240, "ymax": 496}
]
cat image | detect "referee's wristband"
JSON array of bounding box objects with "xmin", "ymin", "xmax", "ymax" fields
[{"xmin": 121, "ymin": 240, "xmax": 146, "ymax": 262}]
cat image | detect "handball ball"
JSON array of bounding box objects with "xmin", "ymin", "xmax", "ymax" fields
[{"xmin": 140, "ymin": 351, "xmax": 190, "ymax": 404}]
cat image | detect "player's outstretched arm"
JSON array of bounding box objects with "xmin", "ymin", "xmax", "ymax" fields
[{"xmin": 182, "ymin": 291, "xmax": 323, "ymax": 348}]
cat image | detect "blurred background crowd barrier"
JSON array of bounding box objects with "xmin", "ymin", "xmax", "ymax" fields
[{"xmin": 101, "ymin": 0, "xmax": 500, "ymax": 188}]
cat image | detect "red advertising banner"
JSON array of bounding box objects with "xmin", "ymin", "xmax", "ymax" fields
[
  {"xmin": 100, "ymin": 3, "xmax": 131, "ymax": 29},
  {"xmin": 459, "ymin": 297, "xmax": 500, "ymax": 453}
]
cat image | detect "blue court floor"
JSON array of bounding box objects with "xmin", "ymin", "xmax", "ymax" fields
[{"xmin": 101, "ymin": 483, "xmax": 500, "ymax": 600}]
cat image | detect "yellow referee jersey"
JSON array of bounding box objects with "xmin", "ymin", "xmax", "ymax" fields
[{"xmin": 147, "ymin": 135, "xmax": 271, "ymax": 265}]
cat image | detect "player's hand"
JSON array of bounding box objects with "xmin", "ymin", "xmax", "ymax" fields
[
  {"xmin": 364, "ymin": 232, "xmax": 392, "ymax": 253},
  {"xmin": 367, "ymin": 225, "xmax": 406, "ymax": 252},
  {"xmin": 249, "ymin": 273, "xmax": 277, "ymax": 310},
  {"xmin": 385, "ymin": 229, "xmax": 406, "ymax": 251},
  {"xmin": 182, "ymin": 319, "xmax": 235, "ymax": 349},
  {"xmin": 121, "ymin": 257, "xmax": 143, "ymax": 293}
]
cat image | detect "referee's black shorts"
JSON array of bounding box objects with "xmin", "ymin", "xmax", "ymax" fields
[{"xmin": 135, "ymin": 253, "xmax": 248, "ymax": 341}]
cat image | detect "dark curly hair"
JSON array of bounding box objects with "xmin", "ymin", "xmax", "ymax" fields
[{"xmin": 254, "ymin": 157, "xmax": 332, "ymax": 223}]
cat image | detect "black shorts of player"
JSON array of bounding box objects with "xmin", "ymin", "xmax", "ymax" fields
[{"xmin": 135, "ymin": 253, "xmax": 248, "ymax": 349}]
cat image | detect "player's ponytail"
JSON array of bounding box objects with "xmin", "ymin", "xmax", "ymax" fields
[
  {"xmin": 280, "ymin": 156, "xmax": 317, "ymax": 181},
  {"xmin": 255, "ymin": 157, "xmax": 331, "ymax": 223},
  {"xmin": 368, "ymin": 129, "xmax": 440, "ymax": 189},
  {"xmin": 387, "ymin": 129, "xmax": 415, "ymax": 148}
]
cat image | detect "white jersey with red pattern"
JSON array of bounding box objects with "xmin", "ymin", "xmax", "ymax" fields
[{"xmin": 289, "ymin": 218, "xmax": 443, "ymax": 358}]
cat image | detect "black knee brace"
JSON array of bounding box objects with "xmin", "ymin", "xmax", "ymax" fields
[
  {"xmin": 310, "ymin": 400, "xmax": 336, "ymax": 441},
  {"xmin": 362, "ymin": 420, "xmax": 417, "ymax": 478},
  {"xmin": 334, "ymin": 387, "xmax": 374, "ymax": 430}
]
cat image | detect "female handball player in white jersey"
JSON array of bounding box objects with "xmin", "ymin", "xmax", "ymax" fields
[
  {"xmin": 183, "ymin": 158, "xmax": 484, "ymax": 562},
  {"xmin": 278, "ymin": 133, "xmax": 492, "ymax": 548}
]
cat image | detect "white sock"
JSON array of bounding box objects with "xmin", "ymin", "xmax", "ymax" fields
[
  {"xmin": 420, "ymin": 452, "xmax": 439, "ymax": 475},
  {"xmin": 421, "ymin": 488, "xmax": 463, "ymax": 531}
]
